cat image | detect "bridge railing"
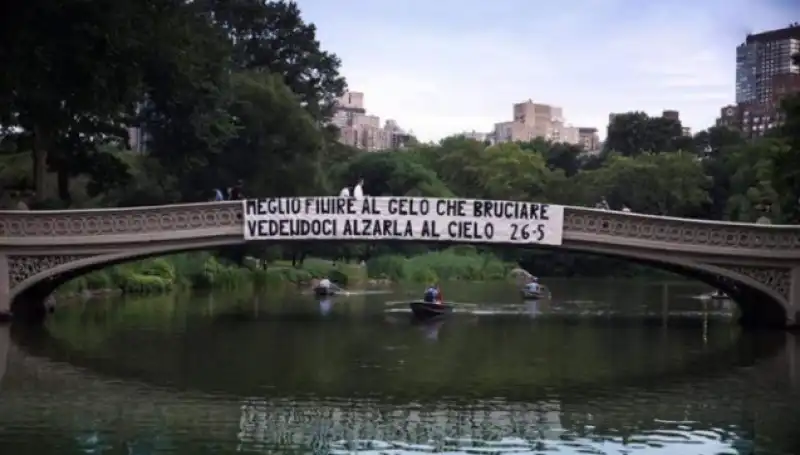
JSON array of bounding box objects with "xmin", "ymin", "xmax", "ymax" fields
[
  {"xmin": 563, "ymin": 205, "xmax": 800, "ymax": 252},
  {"xmin": 1, "ymin": 200, "xmax": 799, "ymax": 252},
  {"xmin": 0, "ymin": 201, "xmax": 243, "ymax": 238}
]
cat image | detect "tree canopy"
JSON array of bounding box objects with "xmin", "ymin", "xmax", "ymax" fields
[{"xmin": 1, "ymin": 1, "xmax": 799, "ymax": 275}]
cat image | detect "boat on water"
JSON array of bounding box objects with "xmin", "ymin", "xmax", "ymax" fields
[
  {"xmin": 520, "ymin": 283, "xmax": 549, "ymax": 300},
  {"xmin": 511, "ymin": 268, "xmax": 550, "ymax": 300},
  {"xmin": 697, "ymin": 289, "xmax": 730, "ymax": 300},
  {"xmin": 520, "ymin": 287, "xmax": 546, "ymax": 300},
  {"xmin": 409, "ymin": 301, "xmax": 453, "ymax": 319},
  {"xmin": 313, "ymin": 286, "xmax": 338, "ymax": 297}
]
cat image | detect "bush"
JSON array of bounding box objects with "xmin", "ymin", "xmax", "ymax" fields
[
  {"xmin": 52, "ymin": 249, "xmax": 509, "ymax": 300},
  {"xmin": 366, "ymin": 255, "xmax": 407, "ymax": 281},
  {"xmin": 141, "ymin": 258, "xmax": 176, "ymax": 282},
  {"xmin": 328, "ymin": 269, "xmax": 348, "ymax": 287},
  {"xmin": 121, "ymin": 273, "xmax": 172, "ymax": 294},
  {"xmin": 84, "ymin": 271, "xmax": 113, "ymax": 290},
  {"xmin": 365, "ymin": 247, "xmax": 514, "ymax": 282}
]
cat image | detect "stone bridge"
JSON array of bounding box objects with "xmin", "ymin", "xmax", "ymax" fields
[{"xmin": 1, "ymin": 200, "xmax": 800, "ymax": 327}]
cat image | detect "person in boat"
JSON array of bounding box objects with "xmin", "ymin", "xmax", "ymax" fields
[
  {"xmin": 523, "ymin": 276, "xmax": 541, "ymax": 294},
  {"xmin": 423, "ymin": 284, "xmax": 444, "ymax": 305}
]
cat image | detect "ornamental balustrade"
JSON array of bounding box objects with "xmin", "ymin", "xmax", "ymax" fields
[{"xmin": 0, "ymin": 200, "xmax": 799, "ymax": 327}]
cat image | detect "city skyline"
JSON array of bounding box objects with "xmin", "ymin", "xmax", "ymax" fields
[{"xmin": 298, "ymin": 0, "xmax": 797, "ymax": 142}]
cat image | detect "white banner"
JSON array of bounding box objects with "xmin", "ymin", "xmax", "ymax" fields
[{"xmin": 242, "ymin": 197, "xmax": 564, "ymax": 246}]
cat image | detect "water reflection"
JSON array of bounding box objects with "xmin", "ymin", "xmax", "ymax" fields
[
  {"xmin": 236, "ymin": 398, "xmax": 745, "ymax": 455},
  {"xmin": 525, "ymin": 300, "xmax": 541, "ymax": 318},
  {"xmin": 413, "ymin": 319, "xmax": 445, "ymax": 342},
  {"xmin": 319, "ymin": 297, "xmax": 334, "ymax": 316},
  {"xmin": 2, "ymin": 280, "xmax": 800, "ymax": 454}
]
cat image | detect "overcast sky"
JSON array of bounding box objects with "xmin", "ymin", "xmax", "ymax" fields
[{"xmin": 298, "ymin": 0, "xmax": 798, "ymax": 141}]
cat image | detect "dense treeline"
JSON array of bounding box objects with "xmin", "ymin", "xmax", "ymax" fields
[{"xmin": 1, "ymin": 0, "xmax": 799, "ymax": 279}]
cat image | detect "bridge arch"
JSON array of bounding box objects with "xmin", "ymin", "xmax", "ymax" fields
[
  {"xmin": 2, "ymin": 199, "xmax": 799, "ymax": 327},
  {"xmin": 9, "ymin": 237, "xmax": 244, "ymax": 320},
  {"xmin": 548, "ymin": 243, "xmax": 790, "ymax": 327},
  {"xmin": 5, "ymin": 238, "xmax": 791, "ymax": 328}
]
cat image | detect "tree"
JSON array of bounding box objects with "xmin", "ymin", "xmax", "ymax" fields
[
  {"xmin": 221, "ymin": 71, "xmax": 328, "ymax": 197},
  {"xmin": 478, "ymin": 143, "xmax": 552, "ymax": 201},
  {"xmin": 138, "ymin": 2, "xmax": 237, "ymax": 202},
  {"xmin": 340, "ymin": 152, "xmax": 453, "ymax": 198},
  {"xmin": 721, "ymin": 139, "xmax": 791, "ymax": 222},
  {"xmin": 200, "ymin": 0, "xmax": 347, "ymax": 120},
  {"xmin": 772, "ymin": 60, "xmax": 800, "ymax": 221},
  {"xmin": 603, "ymin": 112, "xmax": 684, "ymax": 157},
  {"xmin": 0, "ymin": 0, "xmax": 183, "ymax": 201},
  {"xmin": 587, "ymin": 151, "xmax": 710, "ymax": 216},
  {"xmin": 533, "ymin": 140, "xmax": 583, "ymax": 177}
]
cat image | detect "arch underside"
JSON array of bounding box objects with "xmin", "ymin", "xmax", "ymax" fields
[
  {"xmin": 548, "ymin": 243, "xmax": 791, "ymax": 328},
  {"xmin": 6, "ymin": 238, "xmax": 793, "ymax": 328}
]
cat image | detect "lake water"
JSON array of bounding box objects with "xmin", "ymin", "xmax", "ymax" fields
[{"xmin": 1, "ymin": 279, "xmax": 800, "ymax": 454}]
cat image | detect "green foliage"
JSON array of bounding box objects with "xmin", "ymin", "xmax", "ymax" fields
[
  {"xmin": 328, "ymin": 269, "xmax": 349, "ymax": 287},
  {"xmin": 586, "ymin": 151, "xmax": 711, "ymax": 216},
  {"xmin": 3, "ymin": 0, "xmax": 800, "ymax": 282},
  {"xmin": 55, "ymin": 253, "xmax": 259, "ymax": 297},
  {"xmin": 366, "ymin": 248, "xmax": 514, "ymax": 283}
]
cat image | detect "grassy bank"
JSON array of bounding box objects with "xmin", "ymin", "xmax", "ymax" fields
[
  {"xmin": 54, "ymin": 247, "xmax": 514, "ymax": 300},
  {"xmin": 366, "ymin": 246, "xmax": 516, "ymax": 283},
  {"xmin": 55, "ymin": 253, "xmax": 369, "ymax": 298}
]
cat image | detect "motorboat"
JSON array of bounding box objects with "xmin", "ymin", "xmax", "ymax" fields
[{"xmin": 409, "ymin": 301, "xmax": 453, "ymax": 319}]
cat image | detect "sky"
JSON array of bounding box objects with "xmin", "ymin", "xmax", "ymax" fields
[{"xmin": 297, "ymin": 0, "xmax": 798, "ymax": 142}]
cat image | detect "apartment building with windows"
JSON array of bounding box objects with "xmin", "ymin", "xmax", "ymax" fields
[
  {"xmin": 577, "ymin": 127, "xmax": 600, "ymax": 151},
  {"xmin": 736, "ymin": 24, "xmax": 800, "ymax": 105},
  {"xmin": 720, "ymin": 24, "xmax": 800, "ymax": 138},
  {"xmin": 331, "ymin": 92, "xmax": 410, "ymax": 151},
  {"xmin": 717, "ymin": 74, "xmax": 799, "ymax": 138},
  {"xmin": 492, "ymin": 100, "xmax": 582, "ymax": 145}
]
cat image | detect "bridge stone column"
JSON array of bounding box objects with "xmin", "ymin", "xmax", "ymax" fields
[
  {"xmin": 0, "ymin": 254, "xmax": 9, "ymax": 322},
  {"xmin": 790, "ymin": 267, "xmax": 800, "ymax": 328}
]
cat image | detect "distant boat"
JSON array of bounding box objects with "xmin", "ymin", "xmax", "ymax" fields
[
  {"xmin": 313, "ymin": 286, "xmax": 338, "ymax": 297},
  {"xmin": 520, "ymin": 283, "xmax": 550, "ymax": 300},
  {"xmin": 511, "ymin": 268, "xmax": 550, "ymax": 300},
  {"xmin": 409, "ymin": 301, "xmax": 453, "ymax": 319},
  {"xmin": 520, "ymin": 287, "xmax": 546, "ymax": 300},
  {"xmin": 710, "ymin": 290, "xmax": 730, "ymax": 300},
  {"xmin": 698, "ymin": 290, "xmax": 730, "ymax": 300}
]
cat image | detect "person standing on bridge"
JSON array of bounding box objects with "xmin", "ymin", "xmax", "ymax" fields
[
  {"xmin": 353, "ymin": 178, "xmax": 364, "ymax": 200},
  {"xmin": 230, "ymin": 180, "xmax": 244, "ymax": 200}
]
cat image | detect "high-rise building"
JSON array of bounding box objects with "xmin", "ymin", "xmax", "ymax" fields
[
  {"xmin": 720, "ymin": 24, "xmax": 800, "ymax": 138},
  {"xmin": 736, "ymin": 24, "xmax": 800, "ymax": 105}
]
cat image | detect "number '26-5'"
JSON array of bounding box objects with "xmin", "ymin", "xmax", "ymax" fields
[{"xmin": 510, "ymin": 223, "xmax": 545, "ymax": 242}]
